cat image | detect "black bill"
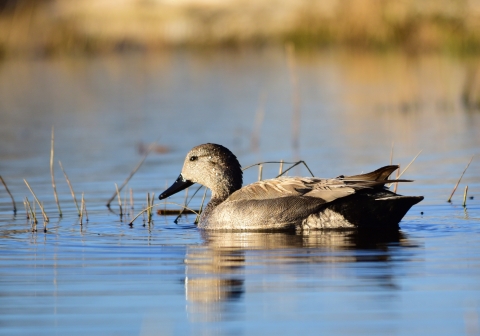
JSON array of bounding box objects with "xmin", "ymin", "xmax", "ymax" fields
[{"xmin": 159, "ymin": 174, "xmax": 194, "ymax": 200}]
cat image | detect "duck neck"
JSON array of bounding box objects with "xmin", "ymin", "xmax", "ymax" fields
[{"xmin": 198, "ymin": 180, "xmax": 241, "ymax": 225}]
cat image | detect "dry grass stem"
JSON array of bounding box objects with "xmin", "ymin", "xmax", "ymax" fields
[
  {"xmin": 463, "ymin": 186, "xmax": 469, "ymax": 207},
  {"xmin": 195, "ymin": 187, "xmax": 208, "ymax": 225},
  {"xmin": 25, "ymin": 197, "xmax": 37, "ymax": 232},
  {"xmin": 59, "ymin": 161, "xmax": 81, "ymax": 216},
  {"xmin": 279, "ymin": 160, "xmax": 284, "ymax": 176},
  {"xmin": 393, "ymin": 165, "xmax": 400, "ymax": 193},
  {"xmin": 130, "ymin": 188, "xmax": 134, "ymax": 210},
  {"xmin": 50, "ymin": 126, "xmax": 62, "ymax": 216},
  {"xmin": 276, "ymin": 160, "xmax": 314, "ymax": 177},
  {"xmin": 150, "ymin": 193, "xmax": 155, "ymax": 222},
  {"xmin": 42, "ymin": 202, "xmax": 47, "ymax": 232},
  {"xmin": 123, "ymin": 187, "xmax": 128, "ymax": 217},
  {"xmin": 286, "ymin": 43, "xmax": 301, "ymax": 150},
  {"xmin": 130, "ymin": 202, "xmax": 199, "ymax": 225},
  {"xmin": 25, "ymin": 197, "xmax": 36, "ymax": 226},
  {"xmin": 158, "ymin": 208, "xmax": 198, "ymax": 215},
  {"xmin": 258, "ymin": 164, "xmax": 263, "ymax": 181},
  {"xmin": 83, "ymin": 195, "xmax": 89, "ymax": 222},
  {"xmin": 80, "ymin": 192, "xmax": 85, "ymax": 225},
  {"xmin": 183, "ymin": 188, "xmax": 189, "ymax": 212},
  {"xmin": 243, "ymin": 160, "xmax": 313, "ymax": 176},
  {"xmin": 23, "ymin": 179, "xmax": 49, "ymax": 222},
  {"xmin": 448, "ymin": 155, "xmax": 474, "ymax": 202},
  {"xmin": 387, "ymin": 150, "xmax": 422, "ymax": 188},
  {"xmin": 23, "ymin": 199, "xmax": 29, "ymax": 219},
  {"xmin": 174, "ymin": 185, "xmax": 202, "ymax": 222},
  {"xmin": 0, "ymin": 175, "xmax": 17, "ymax": 214},
  {"xmin": 106, "ymin": 141, "xmax": 156, "ymax": 207},
  {"xmin": 397, "ymin": 150, "xmax": 422, "ymax": 180},
  {"xmin": 115, "ymin": 183, "xmax": 123, "ymax": 217},
  {"xmin": 146, "ymin": 193, "xmax": 151, "ymax": 223}
]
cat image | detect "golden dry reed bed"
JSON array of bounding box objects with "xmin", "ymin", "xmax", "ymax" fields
[{"xmin": 1, "ymin": 0, "xmax": 480, "ymax": 57}]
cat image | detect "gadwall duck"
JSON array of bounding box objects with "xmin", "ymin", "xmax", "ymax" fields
[{"xmin": 159, "ymin": 143, "xmax": 423, "ymax": 231}]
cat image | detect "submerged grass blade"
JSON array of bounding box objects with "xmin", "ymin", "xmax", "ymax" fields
[
  {"xmin": 448, "ymin": 155, "xmax": 474, "ymax": 202},
  {"xmin": 0, "ymin": 175, "xmax": 16, "ymax": 215}
]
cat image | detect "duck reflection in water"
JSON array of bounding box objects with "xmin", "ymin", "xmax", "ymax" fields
[{"xmin": 184, "ymin": 229, "xmax": 409, "ymax": 321}]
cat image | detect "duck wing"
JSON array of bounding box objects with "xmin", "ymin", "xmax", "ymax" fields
[
  {"xmin": 227, "ymin": 165, "xmax": 412, "ymax": 203},
  {"xmin": 227, "ymin": 177, "xmax": 356, "ymax": 203}
]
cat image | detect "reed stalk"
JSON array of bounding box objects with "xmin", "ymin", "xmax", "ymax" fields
[
  {"xmin": 146, "ymin": 192, "xmax": 151, "ymax": 223},
  {"xmin": 130, "ymin": 188, "xmax": 134, "ymax": 210},
  {"xmin": 463, "ymin": 186, "xmax": 469, "ymax": 207},
  {"xmin": 387, "ymin": 150, "xmax": 422, "ymax": 188},
  {"xmin": 115, "ymin": 183, "xmax": 123, "ymax": 217},
  {"xmin": 106, "ymin": 141, "xmax": 156, "ymax": 207},
  {"xmin": 130, "ymin": 202, "xmax": 199, "ymax": 225},
  {"xmin": 393, "ymin": 165, "xmax": 400, "ymax": 193},
  {"xmin": 448, "ymin": 155, "xmax": 474, "ymax": 202},
  {"xmin": 25, "ymin": 197, "xmax": 37, "ymax": 232},
  {"xmin": 42, "ymin": 202, "xmax": 47, "ymax": 232},
  {"xmin": 50, "ymin": 126, "xmax": 62, "ymax": 216},
  {"xmin": 23, "ymin": 198, "xmax": 29, "ymax": 219},
  {"xmin": 242, "ymin": 160, "xmax": 314, "ymax": 177},
  {"xmin": 79, "ymin": 192, "xmax": 84, "ymax": 225},
  {"xmin": 276, "ymin": 160, "xmax": 314, "ymax": 177},
  {"xmin": 258, "ymin": 164, "xmax": 263, "ymax": 181},
  {"xmin": 195, "ymin": 187, "xmax": 208, "ymax": 225},
  {"xmin": 23, "ymin": 179, "xmax": 49, "ymax": 222},
  {"xmin": 0, "ymin": 175, "xmax": 17, "ymax": 214},
  {"xmin": 59, "ymin": 161, "xmax": 81, "ymax": 216},
  {"xmin": 183, "ymin": 188, "xmax": 189, "ymax": 212},
  {"xmin": 83, "ymin": 194, "xmax": 89, "ymax": 222},
  {"xmin": 279, "ymin": 160, "xmax": 284, "ymax": 175},
  {"xmin": 25, "ymin": 197, "xmax": 36, "ymax": 225},
  {"xmin": 150, "ymin": 193, "xmax": 155, "ymax": 223}
]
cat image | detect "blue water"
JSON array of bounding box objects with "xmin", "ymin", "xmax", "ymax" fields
[{"xmin": 0, "ymin": 49, "xmax": 479, "ymax": 335}]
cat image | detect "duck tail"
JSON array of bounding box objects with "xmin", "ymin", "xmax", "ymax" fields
[
  {"xmin": 338, "ymin": 165, "xmax": 413, "ymax": 189},
  {"xmin": 341, "ymin": 165, "xmax": 399, "ymax": 181}
]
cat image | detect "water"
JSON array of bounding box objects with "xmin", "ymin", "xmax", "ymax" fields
[{"xmin": 0, "ymin": 48, "xmax": 480, "ymax": 335}]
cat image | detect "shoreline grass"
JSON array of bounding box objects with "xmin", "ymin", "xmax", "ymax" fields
[{"xmin": 2, "ymin": 1, "xmax": 480, "ymax": 59}]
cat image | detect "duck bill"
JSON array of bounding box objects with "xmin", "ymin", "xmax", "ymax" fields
[{"xmin": 159, "ymin": 174, "xmax": 194, "ymax": 200}]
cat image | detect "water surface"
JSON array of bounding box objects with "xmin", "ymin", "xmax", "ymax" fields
[{"xmin": 0, "ymin": 49, "xmax": 479, "ymax": 335}]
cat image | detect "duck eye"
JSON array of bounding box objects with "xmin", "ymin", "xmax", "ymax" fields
[{"xmin": 190, "ymin": 156, "xmax": 198, "ymax": 161}]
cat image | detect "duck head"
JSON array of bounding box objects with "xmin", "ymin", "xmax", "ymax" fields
[{"xmin": 159, "ymin": 143, "xmax": 243, "ymax": 201}]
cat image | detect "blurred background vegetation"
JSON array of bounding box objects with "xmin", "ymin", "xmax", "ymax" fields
[{"xmin": 1, "ymin": 0, "xmax": 480, "ymax": 58}]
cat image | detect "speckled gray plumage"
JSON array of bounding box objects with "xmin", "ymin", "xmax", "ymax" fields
[{"xmin": 160, "ymin": 143, "xmax": 423, "ymax": 231}]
